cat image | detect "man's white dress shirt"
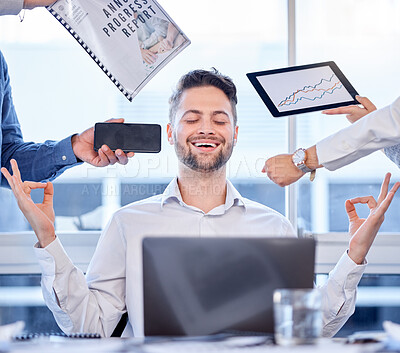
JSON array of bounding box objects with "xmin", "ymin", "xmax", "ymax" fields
[
  {"xmin": 34, "ymin": 178, "xmax": 365, "ymax": 338},
  {"xmin": 317, "ymin": 96, "xmax": 400, "ymax": 170}
]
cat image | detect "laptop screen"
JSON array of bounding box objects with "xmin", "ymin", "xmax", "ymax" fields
[{"xmin": 142, "ymin": 237, "xmax": 315, "ymax": 336}]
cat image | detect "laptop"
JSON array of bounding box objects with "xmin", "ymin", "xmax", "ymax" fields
[{"xmin": 142, "ymin": 237, "xmax": 315, "ymax": 337}]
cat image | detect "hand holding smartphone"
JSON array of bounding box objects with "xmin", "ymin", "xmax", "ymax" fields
[{"xmin": 94, "ymin": 123, "xmax": 161, "ymax": 153}]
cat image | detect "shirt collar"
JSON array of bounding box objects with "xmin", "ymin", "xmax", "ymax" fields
[
  {"xmin": 161, "ymin": 177, "xmax": 247, "ymax": 212},
  {"xmin": 161, "ymin": 177, "xmax": 183, "ymax": 206},
  {"xmin": 225, "ymin": 179, "xmax": 247, "ymax": 211}
]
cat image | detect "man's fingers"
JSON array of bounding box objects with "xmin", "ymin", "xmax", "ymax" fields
[
  {"xmin": 348, "ymin": 196, "xmax": 377, "ymax": 210},
  {"xmin": 261, "ymin": 158, "xmax": 269, "ymax": 173},
  {"xmin": 390, "ymin": 181, "xmax": 400, "ymax": 194},
  {"xmin": 22, "ymin": 181, "xmax": 47, "ymax": 195},
  {"xmin": 322, "ymin": 106, "xmax": 356, "ymax": 115},
  {"xmin": 115, "ymin": 149, "xmax": 135, "ymax": 165},
  {"xmin": 12, "ymin": 175, "xmax": 32, "ymax": 202},
  {"xmin": 43, "ymin": 182, "xmax": 54, "ymax": 205},
  {"xmin": 262, "ymin": 158, "xmax": 272, "ymax": 173},
  {"xmin": 1, "ymin": 167, "xmax": 14, "ymax": 188},
  {"xmin": 377, "ymin": 173, "xmax": 391, "ymax": 204},
  {"xmin": 115, "ymin": 150, "xmax": 128, "ymax": 165},
  {"xmin": 378, "ymin": 182, "xmax": 400, "ymax": 214},
  {"xmin": 10, "ymin": 159, "xmax": 22, "ymax": 181},
  {"xmin": 380, "ymin": 182, "xmax": 400, "ymax": 212},
  {"xmin": 356, "ymin": 96, "xmax": 376, "ymax": 112},
  {"xmin": 2, "ymin": 163, "xmax": 24, "ymax": 195},
  {"xmin": 262, "ymin": 154, "xmax": 304, "ymax": 187},
  {"xmin": 345, "ymin": 199, "xmax": 358, "ymax": 221},
  {"xmin": 105, "ymin": 118, "xmax": 124, "ymax": 124},
  {"xmin": 101, "ymin": 145, "xmax": 118, "ymax": 165},
  {"xmin": 96, "ymin": 148, "xmax": 111, "ymax": 167},
  {"xmin": 97, "ymin": 146, "xmax": 120, "ymax": 166}
]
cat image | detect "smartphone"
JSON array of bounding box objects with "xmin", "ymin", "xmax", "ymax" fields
[{"xmin": 94, "ymin": 123, "xmax": 161, "ymax": 153}]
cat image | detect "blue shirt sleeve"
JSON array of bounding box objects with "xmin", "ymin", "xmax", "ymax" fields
[
  {"xmin": 0, "ymin": 0, "xmax": 24, "ymax": 16},
  {"xmin": 0, "ymin": 50, "xmax": 79, "ymax": 187}
]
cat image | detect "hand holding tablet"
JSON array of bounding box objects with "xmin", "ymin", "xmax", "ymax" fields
[
  {"xmin": 247, "ymin": 61, "xmax": 359, "ymax": 117},
  {"xmin": 322, "ymin": 95, "xmax": 377, "ymax": 123}
]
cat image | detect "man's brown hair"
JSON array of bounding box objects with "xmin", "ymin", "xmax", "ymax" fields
[{"xmin": 169, "ymin": 68, "xmax": 238, "ymax": 125}]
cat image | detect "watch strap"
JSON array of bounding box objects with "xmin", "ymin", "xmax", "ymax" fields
[
  {"xmin": 297, "ymin": 162, "xmax": 314, "ymax": 173},
  {"xmin": 309, "ymin": 169, "xmax": 316, "ymax": 181}
]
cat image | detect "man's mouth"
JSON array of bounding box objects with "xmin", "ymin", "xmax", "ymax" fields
[{"xmin": 191, "ymin": 140, "xmax": 221, "ymax": 152}]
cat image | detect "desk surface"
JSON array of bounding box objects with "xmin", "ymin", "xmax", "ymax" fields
[{"xmin": 3, "ymin": 337, "xmax": 381, "ymax": 353}]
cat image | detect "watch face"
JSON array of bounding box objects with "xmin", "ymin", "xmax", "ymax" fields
[{"xmin": 293, "ymin": 149, "xmax": 306, "ymax": 164}]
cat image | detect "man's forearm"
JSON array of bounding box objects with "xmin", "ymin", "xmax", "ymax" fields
[
  {"xmin": 316, "ymin": 97, "xmax": 400, "ymax": 171},
  {"xmin": 23, "ymin": 0, "xmax": 55, "ymax": 10},
  {"xmin": 1, "ymin": 136, "xmax": 78, "ymax": 184}
]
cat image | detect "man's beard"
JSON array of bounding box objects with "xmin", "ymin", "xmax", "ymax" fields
[{"xmin": 174, "ymin": 137, "xmax": 234, "ymax": 173}]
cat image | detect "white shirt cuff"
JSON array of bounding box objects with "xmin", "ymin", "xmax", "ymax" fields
[
  {"xmin": 328, "ymin": 250, "xmax": 366, "ymax": 289},
  {"xmin": 34, "ymin": 237, "xmax": 74, "ymax": 276}
]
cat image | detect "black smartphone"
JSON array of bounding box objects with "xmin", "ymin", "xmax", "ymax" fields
[{"xmin": 94, "ymin": 123, "xmax": 161, "ymax": 153}]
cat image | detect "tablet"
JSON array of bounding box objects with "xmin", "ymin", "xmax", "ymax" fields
[{"xmin": 247, "ymin": 61, "xmax": 359, "ymax": 117}]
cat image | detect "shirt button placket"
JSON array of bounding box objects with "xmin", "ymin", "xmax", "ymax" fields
[
  {"xmin": 200, "ymin": 214, "xmax": 214, "ymax": 237},
  {"xmin": 199, "ymin": 214, "xmax": 206, "ymax": 237}
]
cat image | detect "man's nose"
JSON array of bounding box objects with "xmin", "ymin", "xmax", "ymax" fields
[{"xmin": 198, "ymin": 119, "xmax": 215, "ymax": 134}]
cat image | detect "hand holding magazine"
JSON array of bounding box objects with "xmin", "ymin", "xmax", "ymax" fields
[{"xmin": 47, "ymin": 0, "xmax": 190, "ymax": 101}]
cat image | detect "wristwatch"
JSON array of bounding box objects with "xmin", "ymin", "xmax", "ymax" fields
[
  {"xmin": 292, "ymin": 148, "xmax": 313, "ymax": 173},
  {"xmin": 292, "ymin": 148, "xmax": 316, "ymax": 181}
]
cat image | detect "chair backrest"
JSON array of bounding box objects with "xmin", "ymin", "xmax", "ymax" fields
[{"xmin": 111, "ymin": 312, "xmax": 129, "ymax": 337}]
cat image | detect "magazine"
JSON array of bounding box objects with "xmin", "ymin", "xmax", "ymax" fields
[{"xmin": 47, "ymin": 0, "xmax": 191, "ymax": 101}]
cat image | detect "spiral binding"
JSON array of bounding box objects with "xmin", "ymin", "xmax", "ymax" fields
[
  {"xmin": 48, "ymin": 8, "xmax": 133, "ymax": 102},
  {"xmin": 14, "ymin": 332, "xmax": 101, "ymax": 340}
]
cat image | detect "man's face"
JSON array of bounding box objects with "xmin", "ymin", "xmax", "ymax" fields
[{"xmin": 167, "ymin": 86, "xmax": 238, "ymax": 173}]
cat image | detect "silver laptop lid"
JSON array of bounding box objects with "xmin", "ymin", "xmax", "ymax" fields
[{"xmin": 143, "ymin": 237, "xmax": 315, "ymax": 336}]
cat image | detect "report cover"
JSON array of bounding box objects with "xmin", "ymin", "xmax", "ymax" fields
[{"xmin": 47, "ymin": 0, "xmax": 191, "ymax": 101}]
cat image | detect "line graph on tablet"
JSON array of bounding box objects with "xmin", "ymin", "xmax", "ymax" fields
[
  {"xmin": 278, "ymin": 74, "xmax": 343, "ymax": 107},
  {"xmin": 252, "ymin": 64, "xmax": 356, "ymax": 115},
  {"xmin": 246, "ymin": 61, "xmax": 358, "ymax": 117}
]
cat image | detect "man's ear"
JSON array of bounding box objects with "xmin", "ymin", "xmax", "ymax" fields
[
  {"xmin": 233, "ymin": 125, "xmax": 239, "ymax": 146},
  {"xmin": 166, "ymin": 123, "xmax": 174, "ymax": 145}
]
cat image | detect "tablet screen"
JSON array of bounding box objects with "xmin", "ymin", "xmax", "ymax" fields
[{"xmin": 247, "ymin": 61, "xmax": 359, "ymax": 117}]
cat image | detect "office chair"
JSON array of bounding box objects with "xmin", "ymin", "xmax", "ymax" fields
[{"xmin": 111, "ymin": 312, "xmax": 129, "ymax": 337}]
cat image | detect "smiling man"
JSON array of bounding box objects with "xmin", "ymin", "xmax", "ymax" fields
[
  {"xmin": 169, "ymin": 85, "xmax": 237, "ymax": 172},
  {"xmin": 3, "ymin": 69, "xmax": 399, "ymax": 338},
  {"xmin": 166, "ymin": 80, "xmax": 239, "ymax": 213}
]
